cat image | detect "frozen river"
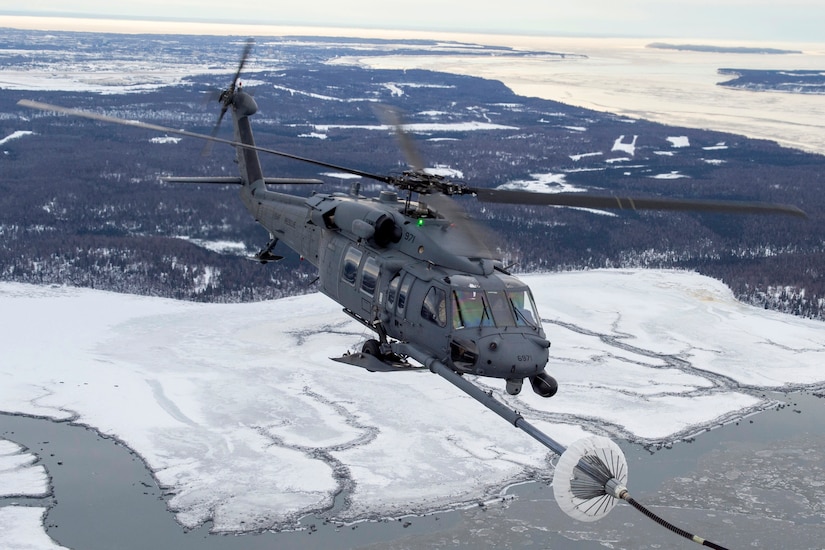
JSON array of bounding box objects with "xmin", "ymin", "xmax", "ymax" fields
[
  {"xmin": 4, "ymin": 389, "xmax": 825, "ymax": 549},
  {"xmin": 2, "ymin": 271, "xmax": 825, "ymax": 548}
]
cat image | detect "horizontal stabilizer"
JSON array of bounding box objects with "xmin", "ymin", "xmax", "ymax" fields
[
  {"xmin": 162, "ymin": 176, "xmax": 324, "ymax": 185},
  {"xmin": 246, "ymin": 251, "xmax": 284, "ymax": 264},
  {"xmin": 332, "ymin": 352, "xmax": 425, "ymax": 373}
]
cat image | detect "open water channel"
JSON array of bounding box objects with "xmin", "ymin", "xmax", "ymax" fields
[{"xmin": 3, "ymin": 389, "xmax": 825, "ymax": 549}]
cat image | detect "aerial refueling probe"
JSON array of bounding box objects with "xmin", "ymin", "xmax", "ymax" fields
[{"xmin": 396, "ymin": 343, "xmax": 730, "ymax": 549}]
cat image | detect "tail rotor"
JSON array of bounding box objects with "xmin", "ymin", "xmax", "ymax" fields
[{"xmin": 204, "ymin": 38, "xmax": 255, "ymax": 154}]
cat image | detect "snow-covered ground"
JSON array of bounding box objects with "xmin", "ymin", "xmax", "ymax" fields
[
  {"xmin": 0, "ymin": 507, "xmax": 68, "ymax": 550},
  {"xmin": 1, "ymin": 269, "xmax": 823, "ymax": 538},
  {"xmin": 0, "ymin": 441, "xmax": 49, "ymax": 499}
]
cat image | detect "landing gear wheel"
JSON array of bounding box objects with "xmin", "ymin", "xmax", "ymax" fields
[
  {"xmin": 362, "ymin": 339, "xmax": 381, "ymax": 357},
  {"xmin": 530, "ymin": 371, "xmax": 558, "ymax": 398}
]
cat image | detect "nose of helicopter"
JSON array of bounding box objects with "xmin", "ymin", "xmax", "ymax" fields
[{"xmin": 473, "ymin": 332, "xmax": 550, "ymax": 379}]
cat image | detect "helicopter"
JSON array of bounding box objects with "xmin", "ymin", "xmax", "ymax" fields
[{"xmin": 18, "ymin": 39, "xmax": 805, "ymax": 548}]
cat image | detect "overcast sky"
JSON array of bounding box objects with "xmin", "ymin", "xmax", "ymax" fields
[{"xmin": 4, "ymin": 1, "xmax": 824, "ymax": 42}]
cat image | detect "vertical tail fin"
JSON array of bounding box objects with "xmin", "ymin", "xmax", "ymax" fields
[
  {"xmin": 205, "ymin": 38, "xmax": 263, "ymax": 187},
  {"xmin": 229, "ymin": 91, "xmax": 264, "ymax": 186}
]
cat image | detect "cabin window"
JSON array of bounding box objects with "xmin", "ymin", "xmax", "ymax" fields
[
  {"xmin": 421, "ymin": 287, "xmax": 447, "ymax": 327},
  {"xmin": 387, "ymin": 274, "xmax": 401, "ymax": 308},
  {"xmin": 397, "ymin": 275, "xmax": 413, "ymax": 315},
  {"xmin": 342, "ymin": 246, "xmax": 362, "ymax": 286},
  {"xmin": 360, "ymin": 256, "xmax": 380, "ymax": 296}
]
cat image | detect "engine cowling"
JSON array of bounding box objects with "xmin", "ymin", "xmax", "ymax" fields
[{"xmin": 333, "ymin": 201, "xmax": 402, "ymax": 247}]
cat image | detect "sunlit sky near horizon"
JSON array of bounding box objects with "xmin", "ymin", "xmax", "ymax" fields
[{"xmin": 2, "ymin": 1, "xmax": 824, "ymax": 42}]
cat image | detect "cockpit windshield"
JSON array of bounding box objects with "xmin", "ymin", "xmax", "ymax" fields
[
  {"xmin": 507, "ymin": 287, "xmax": 541, "ymax": 328},
  {"xmin": 451, "ymin": 286, "xmax": 541, "ymax": 329},
  {"xmin": 452, "ymin": 289, "xmax": 493, "ymax": 328}
]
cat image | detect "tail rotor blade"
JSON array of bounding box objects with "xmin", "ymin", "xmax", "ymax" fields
[
  {"xmin": 230, "ymin": 38, "xmax": 255, "ymax": 94},
  {"xmin": 202, "ymin": 105, "xmax": 228, "ymax": 157},
  {"xmin": 202, "ymin": 38, "xmax": 254, "ymax": 157}
]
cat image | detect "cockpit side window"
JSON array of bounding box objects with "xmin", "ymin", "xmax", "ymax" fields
[{"xmin": 421, "ymin": 286, "xmax": 447, "ymax": 327}]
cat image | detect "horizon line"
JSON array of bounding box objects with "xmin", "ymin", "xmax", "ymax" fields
[{"xmin": 1, "ymin": 11, "xmax": 807, "ymax": 44}]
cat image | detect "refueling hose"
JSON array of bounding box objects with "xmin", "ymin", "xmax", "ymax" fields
[{"xmin": 623, "ymin": 494, "xmax": 729, "ymax": 549}]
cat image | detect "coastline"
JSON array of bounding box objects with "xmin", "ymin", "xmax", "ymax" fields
[
  {"xmin": 4, "ymin": 389, "xmax": 825, "ymax": 548},
  {"xmin": 4, "ymin": 15, "xmax": 825, "ymax": 155}
]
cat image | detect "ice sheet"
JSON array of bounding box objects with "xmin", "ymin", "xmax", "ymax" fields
[
  {"xmin": 0, "ymin": 507, "xmax": 68, "ymax": 550},
  {"xmin": 0, "ymin": 269, "xmax": 823, "ymax": 531},
  {"xmin": 0, "ymin": 440, "xmax": 49, "ymax": 498}
]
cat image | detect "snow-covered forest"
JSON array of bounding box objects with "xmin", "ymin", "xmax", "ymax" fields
[{"xmin": 2, "ymin": 29, "xmax": 823, "ymax": 317}]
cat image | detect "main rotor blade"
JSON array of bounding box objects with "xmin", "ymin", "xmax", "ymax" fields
[
  {"xmin": 163, "ymin": 176, "xmax": 324, "ymax": 185},
  {"xmin": 17, "ymin": 99, "xmax": 808, "ymax": 220},
  {"xmin": 373, "ymin": 104, "xmax": 425, "ymax": 172},
  {"xmin": 470, "ymin": 187, "xmax": 807, "ymax": 218},
  {"xmin": 18, "ymin": 99, "xmax": 392, "ymax": 184},
  {"xmin": 427, "ymin": 193, "xmax": 503, "ymax": 260}
]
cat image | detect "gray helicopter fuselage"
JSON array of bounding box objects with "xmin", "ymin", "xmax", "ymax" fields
[
  {"xmin": 225, "ymin": 90, "xmax": 551, "ymax": 389},
  {"xmin": 240, "ymin": 177, "xmax": 551, "ymax": 381}
]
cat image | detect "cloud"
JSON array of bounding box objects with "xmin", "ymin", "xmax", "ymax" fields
[{"xmin": 6, "ymin": 1, "xmax": 825, "ymax": 41}]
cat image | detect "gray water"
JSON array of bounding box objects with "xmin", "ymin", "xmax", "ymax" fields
[{"xmin": 3, "ymin": 389, "xmax": 825, "ymax": 549}]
